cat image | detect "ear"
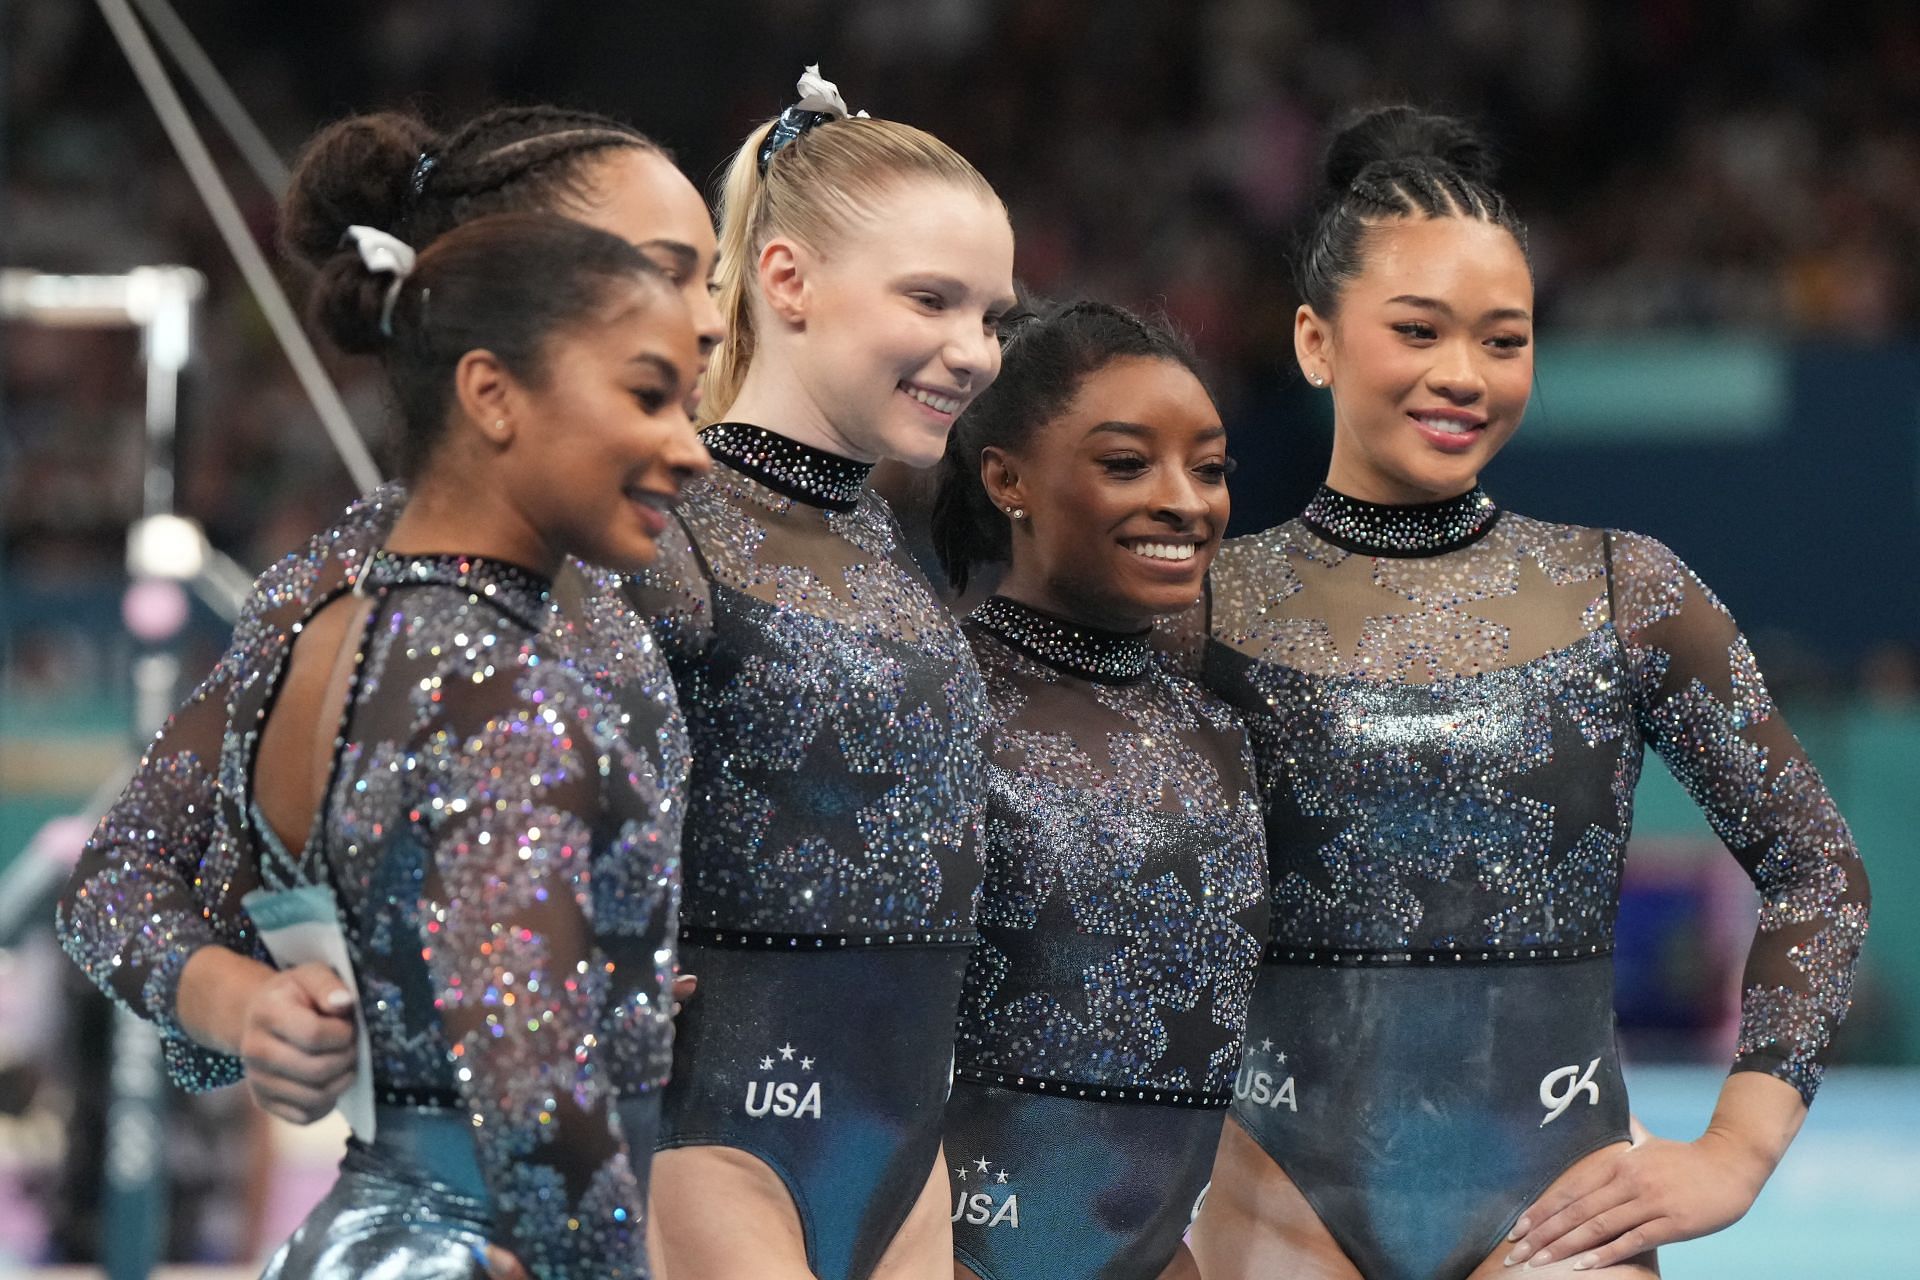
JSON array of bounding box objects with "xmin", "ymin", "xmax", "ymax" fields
[
  {"xmin": 979, "ymin": 445, "xmax": 1025, "ymax": 516},
  {"xmin": 757, "ymin": 238, "xmax": 810, "ymax": 328},
  {"xmin": 452, "ymin": 349, "xmax": 517, "ymax": 449},
  {"xmin": 1294, "ymin": 304, "xmax": 1334, "ymax": 387}
]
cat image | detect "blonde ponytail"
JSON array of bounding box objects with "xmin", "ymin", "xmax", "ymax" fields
[{"xmin": 697, "ymin": 94, "xmax": 1001, "ymax": 424}]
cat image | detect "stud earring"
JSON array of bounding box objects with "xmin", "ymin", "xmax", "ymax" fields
[
  {"xmin": 1308, "ymin": 373, "xmax": 1326, "ymax": 387},
  {"xmin": 1004, "ymin": 506, "xmax": 1026, "ymax": 520}
]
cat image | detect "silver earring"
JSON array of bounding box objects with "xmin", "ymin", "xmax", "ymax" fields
[
  {"xmin": 1309, "ymin": 373, "xmax": 1326, "ymax": 387},
  {"xmin": 1004, "ymin": 506, "xmax": 1026, "ymax": 520}
]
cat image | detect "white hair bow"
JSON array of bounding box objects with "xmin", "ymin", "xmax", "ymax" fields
[
  {"xmin": 344, "ymin": 225, "xmax": 417, "ymax": 337},
  {"xmin": 794, "ymin": 64, "xmax": 870, "ymax": 120}
]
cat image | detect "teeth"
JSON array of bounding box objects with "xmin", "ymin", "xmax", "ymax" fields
[
  {"xmin": 1415, "ymin": 414, "xmax": 1475, "ymax": 435},
  {"xmin": 904, "ymin": 385, "xmax": 961, "ymax": 415},
  {"xmin": 1128, "ymin": 542, "xmax": 1195, "ymax": 562}
]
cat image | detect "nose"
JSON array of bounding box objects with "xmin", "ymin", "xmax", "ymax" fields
[
  {"xmin": 689, "ymin": 288, "xmax": 725, "ymax": 362},
  {"xmin": 943, "ymin": 318, "xmax": 1002, "ymax": 390},
  {"xmin": 1150, "ymin": 465, "xmax": 1213, "ymax": 528},
  {"xmin": 1427, "ymin": 337, "xmax": 1486, "ymax": 405},
  {"xmin": 660, "ymin": 408, "xmax": 713, "ymax": 487}
]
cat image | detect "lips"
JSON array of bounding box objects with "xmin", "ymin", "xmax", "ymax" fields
[
  {"xmin": 624, "ymin": 485, "xmax": 676, "ymax": 536},
  {"xmin": 1408, "ymin": 409, "xmax": 1487, "ymax": 452},
  {"xmin": 901, "ymin": 382, "xmax": 963, "ymax": 418}
]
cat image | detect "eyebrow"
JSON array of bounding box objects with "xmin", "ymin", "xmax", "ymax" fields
[
  {"xmin": 628, "ymin": 353, "xmax": 682, "ymax": 390},
  {"xmin": 1386, "ymin": 294, "xmax": 1533, "ymax": 323},
  {"xmin": 895, "ymin": 272, "xmax": 1019, "ymax": 312},
  {"xmin": 1087, "ymin": 420, "xmax": 1227, "ymax": 441},
  {"xmin": 638, "ymin": 239, "xmax": 704, "ymax": 276}
]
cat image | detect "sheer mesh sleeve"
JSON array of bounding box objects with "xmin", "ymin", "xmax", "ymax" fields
[
  {"xmin": 608, "ymin": 514, "xmax": 714, "ymax": 665},
  {"xmin": 416, "ymin": 650, "xmax": 651, "ymax": 1277},
  {"xmin": 55, "ymin": 483, "xmax": 405, "ymax": 1090},
  {"xmin": 1611, "ymin": 531, "xmax": 1869, "ymax": 1104}
]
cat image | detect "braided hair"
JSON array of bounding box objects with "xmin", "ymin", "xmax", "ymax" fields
[{"xmin": 1296, "ymin": 105, "xmax": 1528, "ymax": 316}]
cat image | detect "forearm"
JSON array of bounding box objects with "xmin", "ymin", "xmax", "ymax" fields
[
  {"xmin": 175, "ymin": 944, "xmax": 280, "ymax": 1057},
  {"xmin": 1699, "ymin": 1069, "xmax": 1808, "ymax": 1189}
]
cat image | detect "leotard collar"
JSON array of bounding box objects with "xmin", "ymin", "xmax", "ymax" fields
[
  {"xmin": 971, "ymin": 595, "xmax": 1153, "ymax": 685},
  {"xmin": 701, "ymin": 421, "xmax": 873, "ymax": 512},
  {"xmin": 1301, "ymin": 484, "xmax": 1501, "ymax": 557}
]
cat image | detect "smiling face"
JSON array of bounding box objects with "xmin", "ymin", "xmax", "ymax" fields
[
  {"xmin": 987, "ymin": 356, "xmax": 1230, "ymax": 631},
  {"xmin": 1298, "ymin": 216, "xmax": 1534, "ymax": 503},
  {"xmin": 504, "ymin": 278, "xmax": 711, "ymax": 572},
  {"xmin": 776, "ymin": 177, "xmax": 1016, "ymax": 467}
]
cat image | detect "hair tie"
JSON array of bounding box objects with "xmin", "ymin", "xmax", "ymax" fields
[
  {"xmin": 343, "ymin": 225, "xmax": 418, "ymax": 338},
  {"xmin": 409, "ymin": 151, "xmax": 438, "ymax": 197},
  {"xmin": 756, "ymin": 64, "xmax": 870, "ymax": 174}
]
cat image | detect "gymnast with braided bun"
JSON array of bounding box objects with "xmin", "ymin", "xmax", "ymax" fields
[{"xmin": 1180, "ymin": 106, "xmax": 1869, "ymax": 1280}]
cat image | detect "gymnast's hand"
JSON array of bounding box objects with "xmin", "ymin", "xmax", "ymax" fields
[
  {"xmin": 1503, "ymin": 1074, "xmax": 1806, "ymax": 1270},
  {"xmin": 239, "ymin": 962, "xmax": 359, "ymax": 1126}
]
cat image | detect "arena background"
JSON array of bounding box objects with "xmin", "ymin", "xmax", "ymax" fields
[{"xmin": 2, "ymin": 1, "xmax": 1915, "ymax": 1275}]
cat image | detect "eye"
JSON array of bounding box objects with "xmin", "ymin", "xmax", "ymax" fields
[
  {"xmin": 1391, "ymin": 321, "xmax": 1437, "ymax": 341},
  {"xmin": 910, "ymin": 291, "xmax": 946, "ymax": 312},
  {"xmin": 1195, "ymin": 457, "xmax": 1236, "ymax": 483},
  {"xmin": 1487, "ymin": 334, "xmax": 1530, "ymax": 352},
  {"xmin": 706, "ymin": 279, "xmax": 722, "ymax": 298},
  {"xmin": 983, "ymin": 311, "xmax": 1005, "ymax": 334},
  {"xmin": 1099, "ymin": 454, "xmax": 1149, "ymax": 477},
  {"xmin": 632, "ymin": 387, "xmax": 669, "ymax": 413}
]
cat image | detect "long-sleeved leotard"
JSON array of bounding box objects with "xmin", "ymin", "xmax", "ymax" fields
[
  {"xmin": 244, "ymin": 552, "xmax": 682, "ymax": 1278},
  {"xmin": 619, "ymin": 422, "xmax": 989, "ymax": 1280},
  {"xmin": 944, "ymin": 597, "xmax": 1268, "ymax": 1280},
  {"xmin": 59, "ymin": 483, "xmax": 408, "ymax": 1091},
  {"xmin": 1179, "ymin": 485, "xmax": 1868, "ymax": 1280}
]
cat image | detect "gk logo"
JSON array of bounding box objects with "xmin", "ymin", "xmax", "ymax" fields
[{"xmin": 1538, "ymin": 1057, "xmax": 1602, "ymax": 1127}]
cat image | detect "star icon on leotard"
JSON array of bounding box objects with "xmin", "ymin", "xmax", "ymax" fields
[
  {"xmin": 759, "ymin": 1056, "xmax": 774, "ymax": 1071},
  {"xmin": 1275, "ymin": 1049, "xmax": 1288, "ymax": 1065},
  {"xmin": 800, "ymin": 1056, "xmax": 814, "ymax": 1071},
  {"xmin": 975, "ymin": 1156, "xmax": 991, "ymax": 1173},
  {"xmin": 996, "ymin": 1170, "xmax": 1009, "ymax": 1184},
  {"xmin": 1259, "ymin": 1038, "xmax": 1274, "ymax": 1052},
  {"xmin": 779, "ymin": 1043, "xmax": 796, "ymax": 1061},
  {"xmin": 955, "ymin": 1165, "xmax": 968, "ymax": 1181}
]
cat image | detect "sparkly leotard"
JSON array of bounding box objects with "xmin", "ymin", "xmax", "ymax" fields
[
  {"xmin": 943, "ymin": 598, "xmax": 1267, "ymax": 1280},
  {"xmin": 622, "ymin": 423, "xmax": 988, "ymax": 1280},
  {"xmin": 246, "ymin": 552, "xmax": 682, "ymax": 1278},
  {"xmin": 1177, "ymin": 486, "xmax": 1869, "ymax": 1280}
]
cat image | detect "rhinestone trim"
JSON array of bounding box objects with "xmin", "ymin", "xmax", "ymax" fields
[
  {"xmin": 701, "ymin": 421, "xmax": 873, "ymax": 511},
  {"xmin": 970, "ymin": 596, "xmax": 1152, "ymax": 685},
  {"xmin": 1301, "ymin": 485, "xmax": 1502, "ymax": 557},
  {"xmin": 955, "ymin": 1067, "xmax": 1231, "ymax": 1109},
  {"xmin": 678, "ymin": 925, "xmax": 980, "ymax": 951},
  {"xmin": 1262, "ymin": 941, "xmax": 1615, "ymax": 966},
  {"xmin": 359, "ymin": 551, "xmax": 552, "ymax": 627}
]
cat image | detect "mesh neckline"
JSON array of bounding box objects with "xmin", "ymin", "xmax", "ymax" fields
[{"xmin": 358, "ymin": 551, "xmax": 552, "ymax": 626}]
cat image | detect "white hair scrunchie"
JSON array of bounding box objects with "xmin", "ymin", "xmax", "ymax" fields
[{"xmin": 343, "ymin": 224, "xmax": 418, "ymax": 338}]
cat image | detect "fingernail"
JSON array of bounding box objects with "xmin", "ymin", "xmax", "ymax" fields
[
  {"xmin": 1505, "ymin": 1243, "xmax": 1531, "ymax": 1266},
  {"xmin": 1526, "ymin": 1252, "xmax": 1553, "ymax": 1270},
  {"xmin": 1509, "ymin": 1217, "xmax": 1530, "ymax": 1240},
  {"xmin": 327, "ymin": 990, "xmax": 354, "ymax": 1010},
  {"xmin": 1573, "ymin": 1257, "xmax": 1595, "ymax": 1272}
]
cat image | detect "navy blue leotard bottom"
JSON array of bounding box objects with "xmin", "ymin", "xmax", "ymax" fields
[
  {"xmin": 1230, "ymin": 953, "xmax": 1630, "ymax": 1280},
  {"xmin": 262, "ymin": 1094, "xmax": 663, "ymax": 1278},
  {"xmin": 659, "ymin": 938, "xmax": 976, "ymax": 1280},
  {"xmin": 943, "ymin": 1080, "xmax": 1223, "ymax": 1280}
]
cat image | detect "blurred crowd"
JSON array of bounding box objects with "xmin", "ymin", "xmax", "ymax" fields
[{"xmin": 4, "ymin": 0, "xmax": 1919, "ymax": 592}]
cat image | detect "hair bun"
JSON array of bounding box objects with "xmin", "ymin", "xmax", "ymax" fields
[
  {"xmin": 281, "ymin": 111, "xmax": 442, "ymax": 270},
  {"xmin": 1322, "ymin": 105, "xmax": 1496, "ymax": 194}
]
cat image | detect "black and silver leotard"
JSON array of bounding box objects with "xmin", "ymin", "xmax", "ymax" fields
[
  {"xmin": 1183, "ymin": 486, "xmax": 1869, "ymax": 1280},
  {"xmin": 621, "ymin": 423, "xmax": 989, "ymax": 1280},
  {"xmin": 244, "ymin": 552, "xmax": 682, "ymax": 1278},
  {"xmin": 944, "ymin": 597, "xmax": 1268, "ymax": 1280}
]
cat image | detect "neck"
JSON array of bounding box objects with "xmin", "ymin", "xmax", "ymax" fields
[
  {"xmin": 383, "ymin": 470, "xmax": 560, "ymax": 578},
  {"xmin": 1325, "ymin": 437, "xmax": 1480, "ymax": 506},
  {"xmin": 723, "ymin": 355, "xmax": 876, "ymax": 464},
  {"xmin": 993, "ymin": 563, "xmax": 1158, "ymax": 636}
]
